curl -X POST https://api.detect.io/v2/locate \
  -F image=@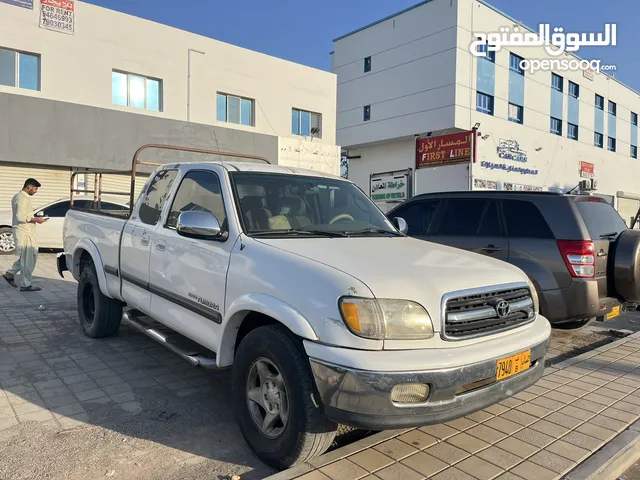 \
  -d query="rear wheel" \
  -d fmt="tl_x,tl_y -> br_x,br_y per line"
232,325 -> 337,469
77,264 -> 123,338
0,227 -> 15,255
